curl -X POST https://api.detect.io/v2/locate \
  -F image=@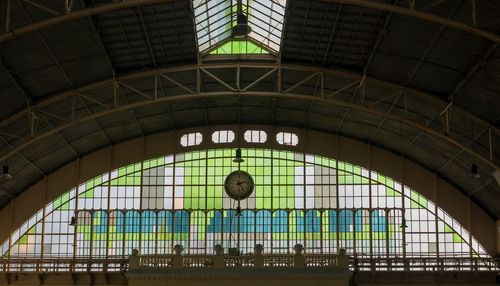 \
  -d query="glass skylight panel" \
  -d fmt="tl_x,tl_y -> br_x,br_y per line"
193,0 -> 232,52
247,0 -> 286,52
210,40 -> 270,54
193,0 -> 287,53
